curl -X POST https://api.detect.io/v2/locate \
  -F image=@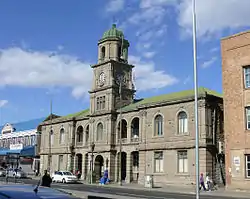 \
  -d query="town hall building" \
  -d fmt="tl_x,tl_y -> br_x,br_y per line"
39,24 -> 225,186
